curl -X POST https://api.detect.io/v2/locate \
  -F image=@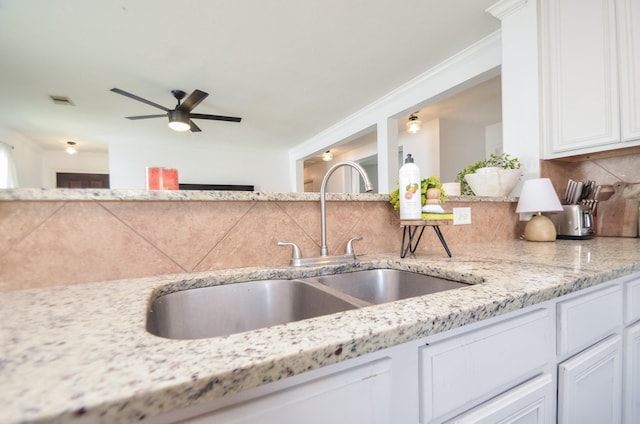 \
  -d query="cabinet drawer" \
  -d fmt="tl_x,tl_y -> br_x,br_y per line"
625,277 -> 640,325
557,285 -> 623,357
444,373 -> 554,424
420,309 -> 552,422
